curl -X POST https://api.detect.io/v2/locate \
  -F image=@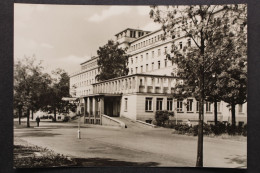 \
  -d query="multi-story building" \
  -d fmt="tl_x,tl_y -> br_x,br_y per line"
69,56 -> 99,114
69,7 -> 247,126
